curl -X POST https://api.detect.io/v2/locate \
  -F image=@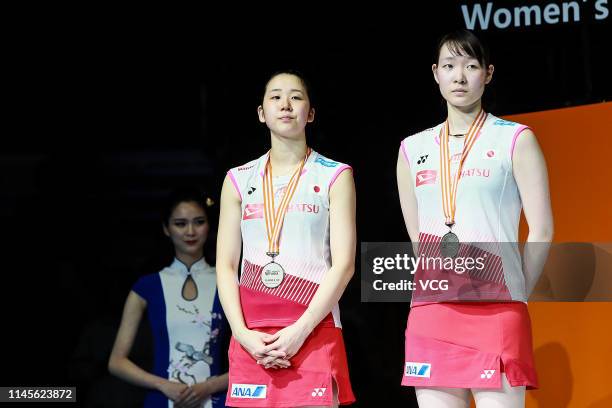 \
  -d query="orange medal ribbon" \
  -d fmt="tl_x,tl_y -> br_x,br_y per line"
262,147 -> 312,258
439,109 -> 487,228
